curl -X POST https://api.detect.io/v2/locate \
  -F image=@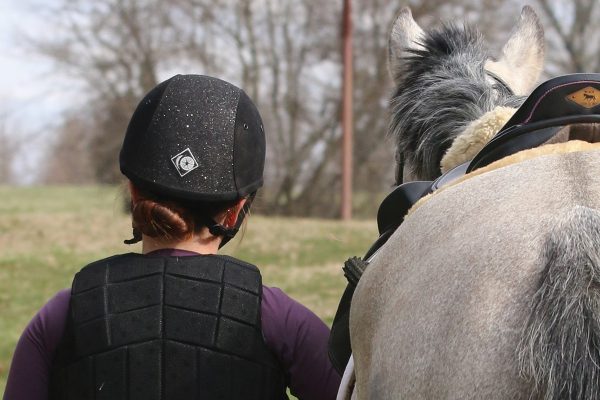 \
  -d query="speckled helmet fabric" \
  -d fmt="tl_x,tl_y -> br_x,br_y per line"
120,75 -> 265,202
